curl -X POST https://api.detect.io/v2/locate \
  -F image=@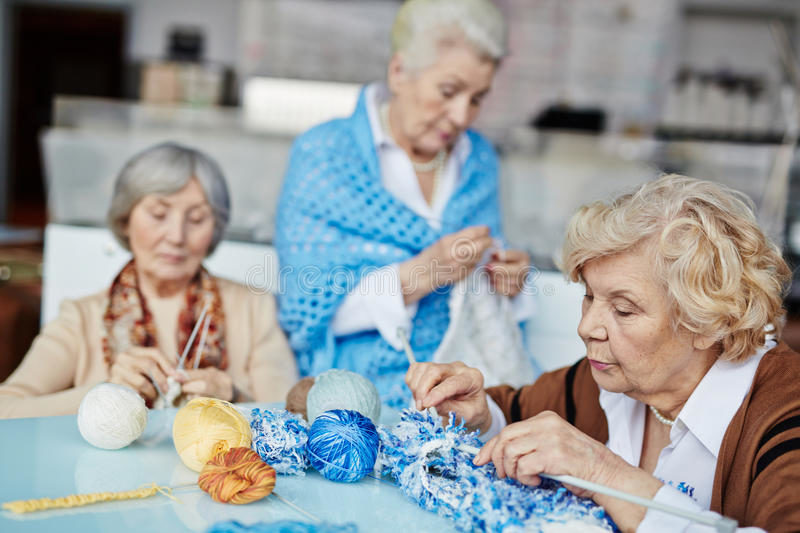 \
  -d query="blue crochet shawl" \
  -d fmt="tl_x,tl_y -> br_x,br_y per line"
275,87 -> 504,407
